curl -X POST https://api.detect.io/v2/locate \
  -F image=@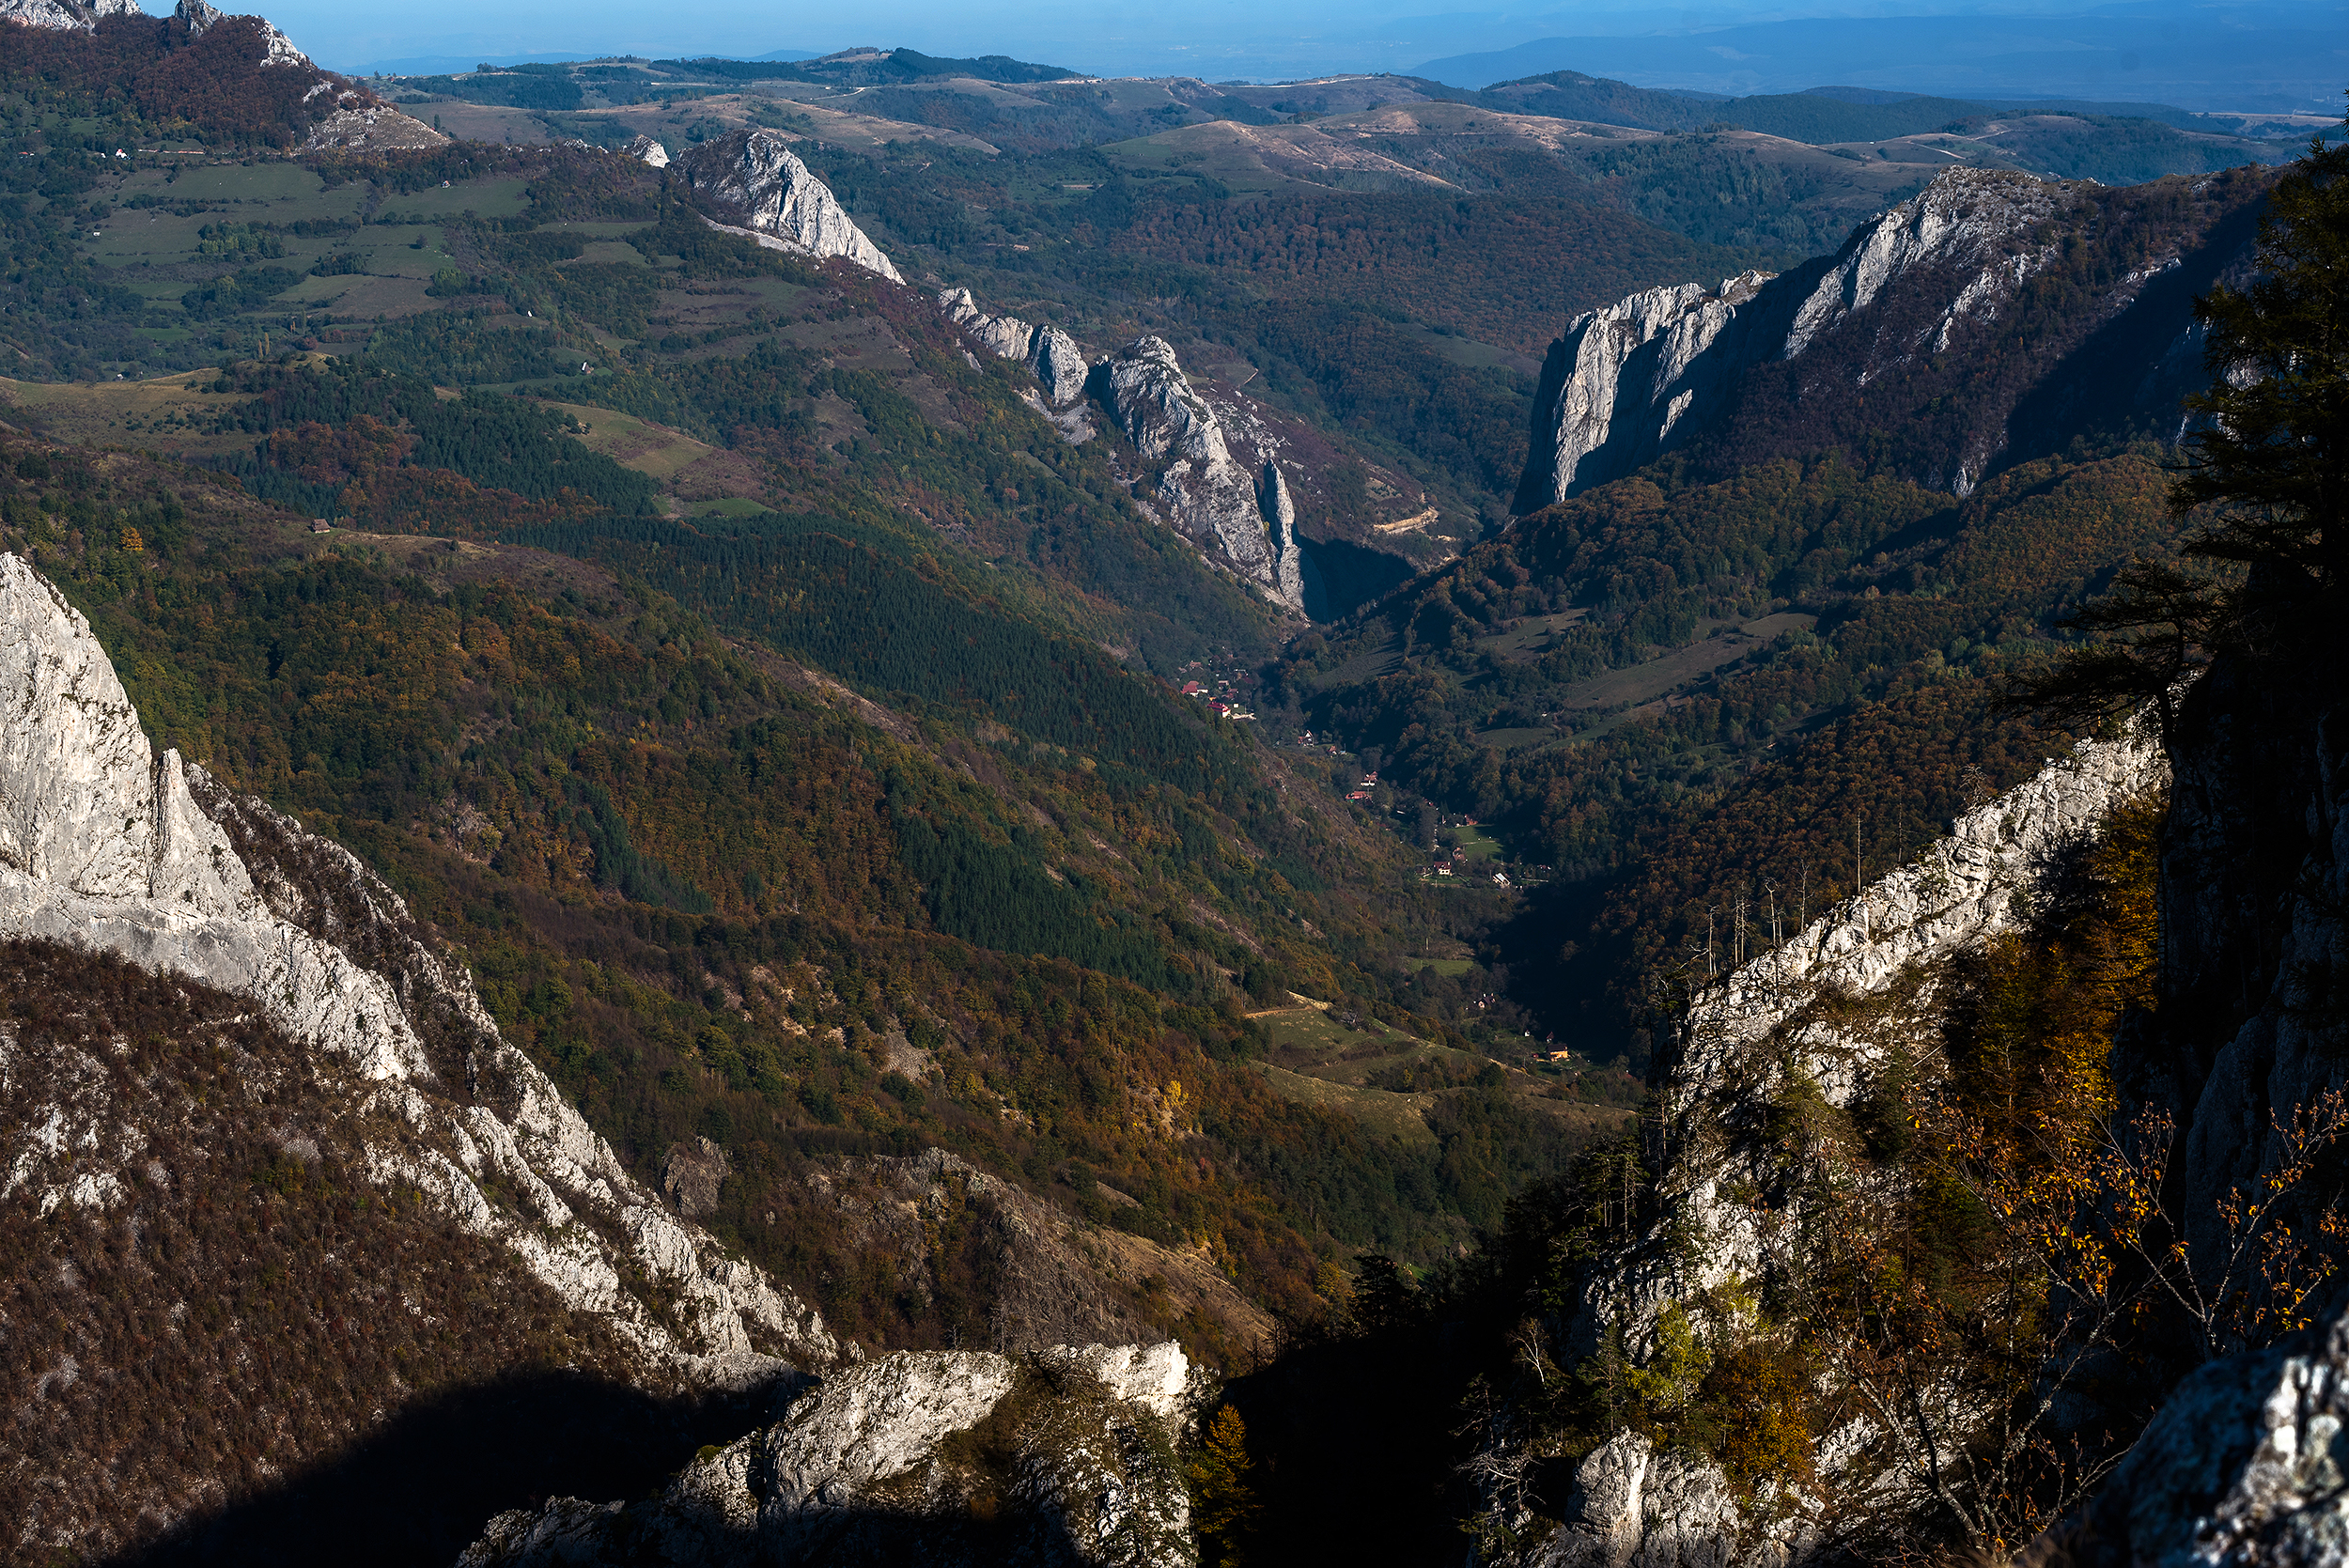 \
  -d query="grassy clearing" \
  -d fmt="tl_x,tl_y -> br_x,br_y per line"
1254,1063 -> 1436,1146
1534,612 -> 1822,722
1472,608 -> 1590,663
1451,826 -> 1504,862
531,399 -> 713,482
0,369 -> 246,451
